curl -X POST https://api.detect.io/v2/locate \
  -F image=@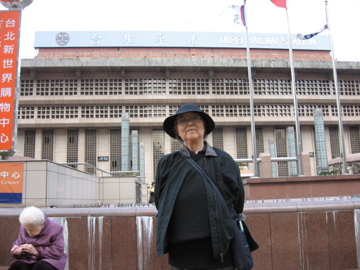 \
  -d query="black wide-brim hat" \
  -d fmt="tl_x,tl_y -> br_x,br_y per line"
163,103 -> 215,138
